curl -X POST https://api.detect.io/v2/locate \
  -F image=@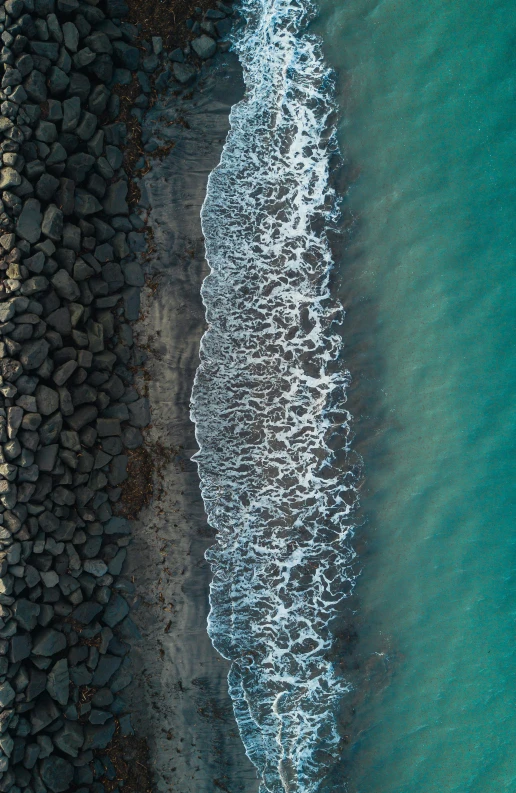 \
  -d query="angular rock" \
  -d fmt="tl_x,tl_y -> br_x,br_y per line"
0,682 -> 15,708
19,338 -> 49,370
24,69 -> 47,103
12,598 -> 40,631
173,62 -> 196,85
16,198 -> 42,243
32,628 -> 67,656
128,397 -> 150,428
9,634 -> 32,662
51,269 -> 80,301
74,188 -> 102,217
82,719 -> 116,751
40,756 -> 73,793
72,601 -> 102,624
102,180 -> 128,216
46,658 -> 69,706
53,720 -> 83,757
102,593 -> 129,628
41,204 -> 63,240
